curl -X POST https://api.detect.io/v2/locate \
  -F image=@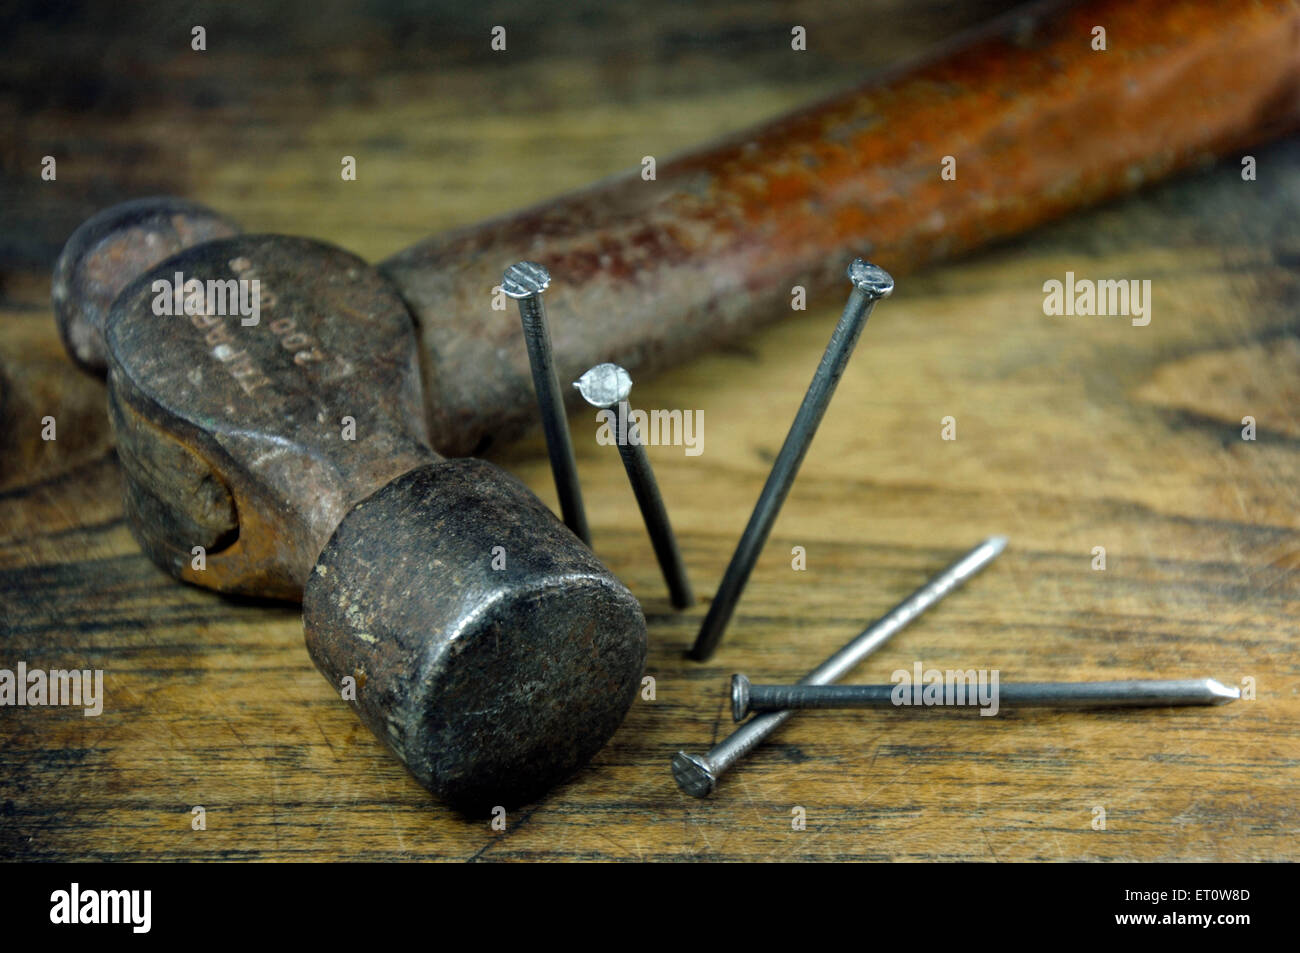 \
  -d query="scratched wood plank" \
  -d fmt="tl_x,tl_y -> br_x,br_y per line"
2,0 -> 1298,861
